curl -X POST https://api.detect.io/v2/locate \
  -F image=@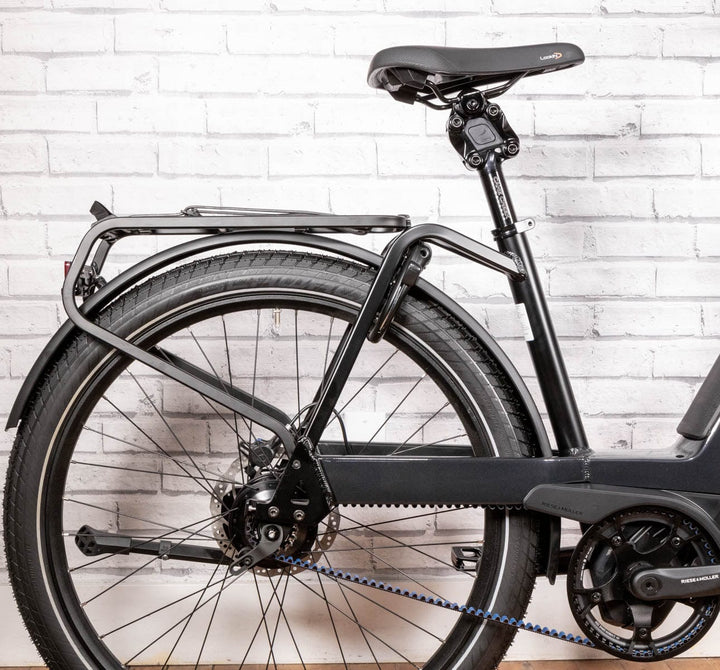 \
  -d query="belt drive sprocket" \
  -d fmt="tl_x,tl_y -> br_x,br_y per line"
211,456 -> 339,576
567,506 -> 720,661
